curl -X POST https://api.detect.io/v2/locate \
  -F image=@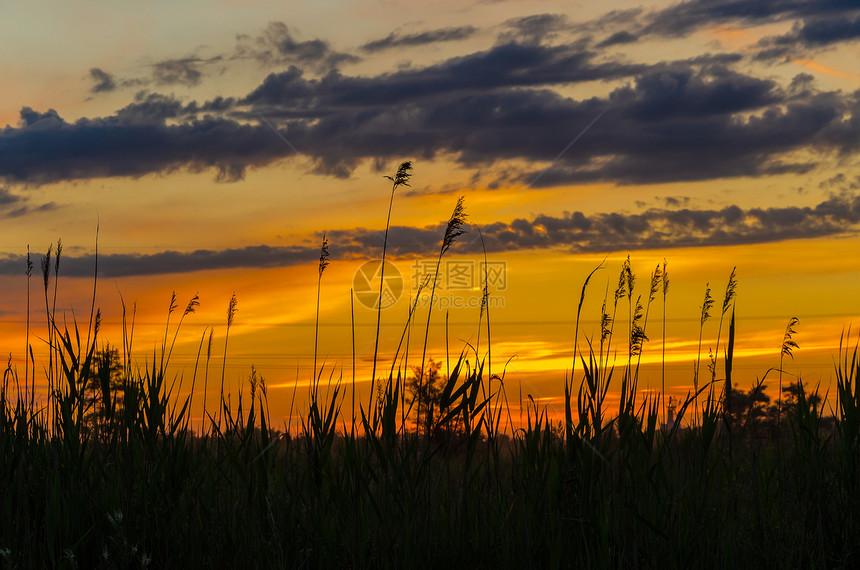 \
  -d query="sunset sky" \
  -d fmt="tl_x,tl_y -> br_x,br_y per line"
2,0 -> 859,428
